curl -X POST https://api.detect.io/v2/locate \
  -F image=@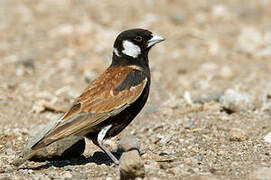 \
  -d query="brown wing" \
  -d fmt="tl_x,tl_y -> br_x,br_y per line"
31,66 -> 147,150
